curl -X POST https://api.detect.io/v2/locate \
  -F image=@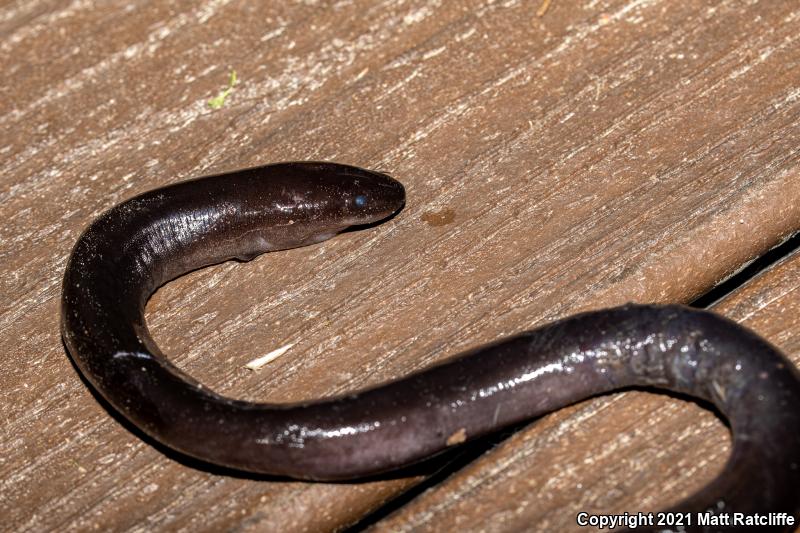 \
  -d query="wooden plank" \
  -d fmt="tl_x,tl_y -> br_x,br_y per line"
374,248 -> 800,533
1,0 -> 799,531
